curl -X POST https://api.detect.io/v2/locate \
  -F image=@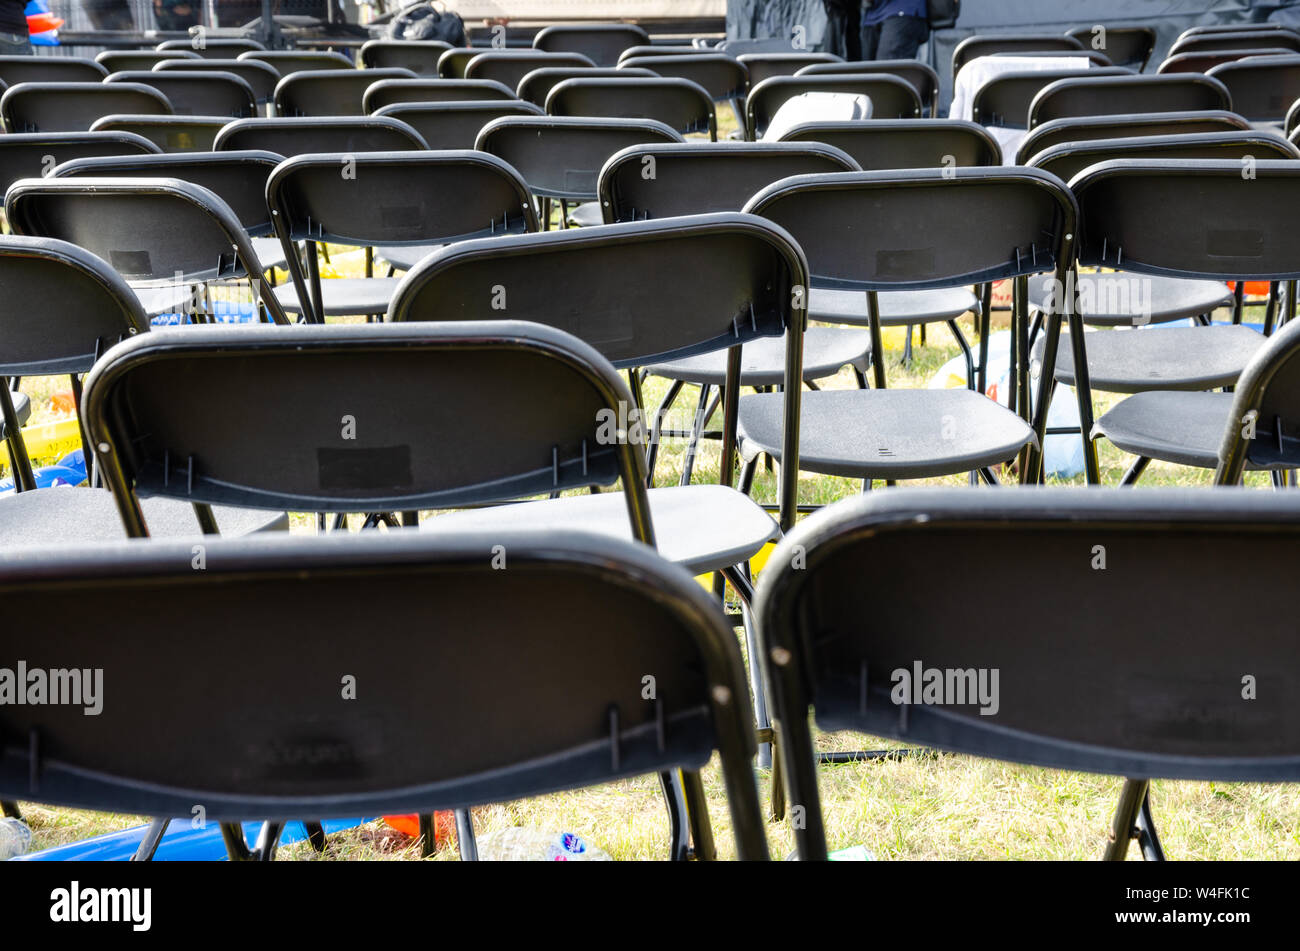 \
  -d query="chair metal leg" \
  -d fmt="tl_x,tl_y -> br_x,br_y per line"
681,769 -> 717,861
130,818 -> 169,861
645,378 -> 683,486
722,565 -> 771,769
220,822 -> 253,861
303,821 -> 327,852
1121,456 -> 1151,486
659,770 -> 691,861
0,800 -> 20,819
1135,789 -> 1166,861
455,808 -> 478,861
1103,777 -> 1149,861
679,384 -> 711,487
252,821 -> 282,861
